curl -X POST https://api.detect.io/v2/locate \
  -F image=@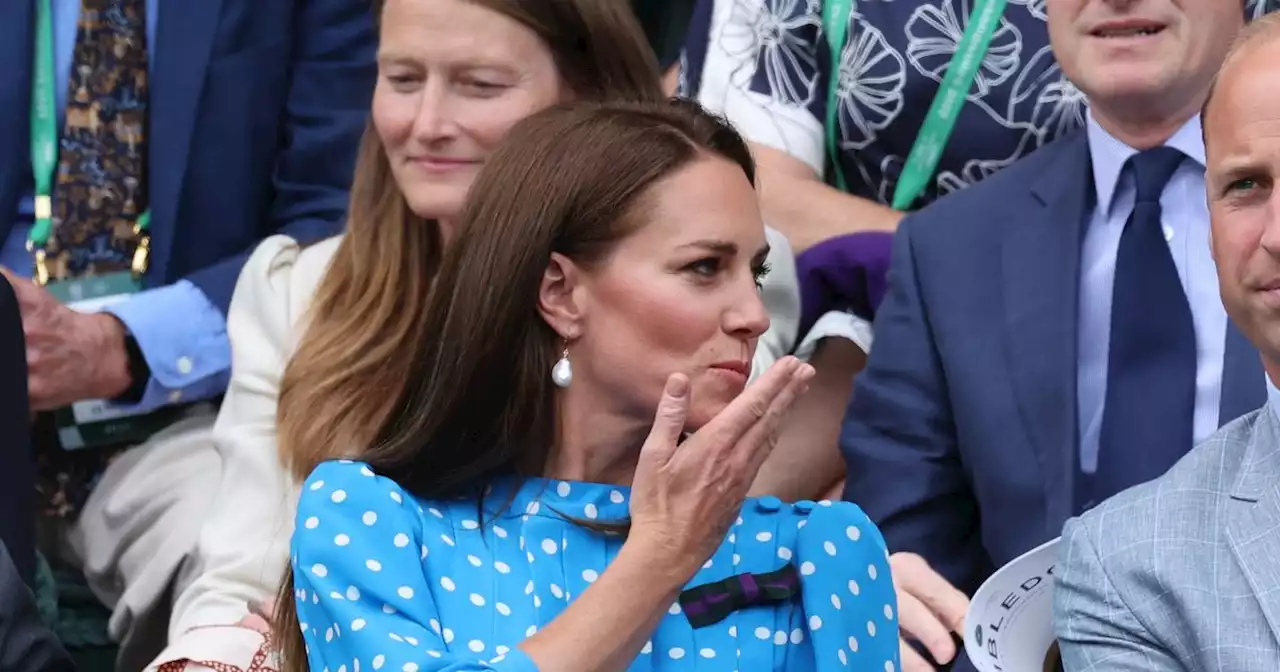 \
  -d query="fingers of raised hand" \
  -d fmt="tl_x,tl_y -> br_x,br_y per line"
641,373 -> 691,462
734,361 -> 814,473
704,356 -> 802,444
